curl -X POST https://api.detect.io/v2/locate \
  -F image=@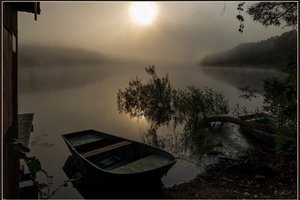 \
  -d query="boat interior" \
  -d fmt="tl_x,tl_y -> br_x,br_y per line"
64,132 -> 173,173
